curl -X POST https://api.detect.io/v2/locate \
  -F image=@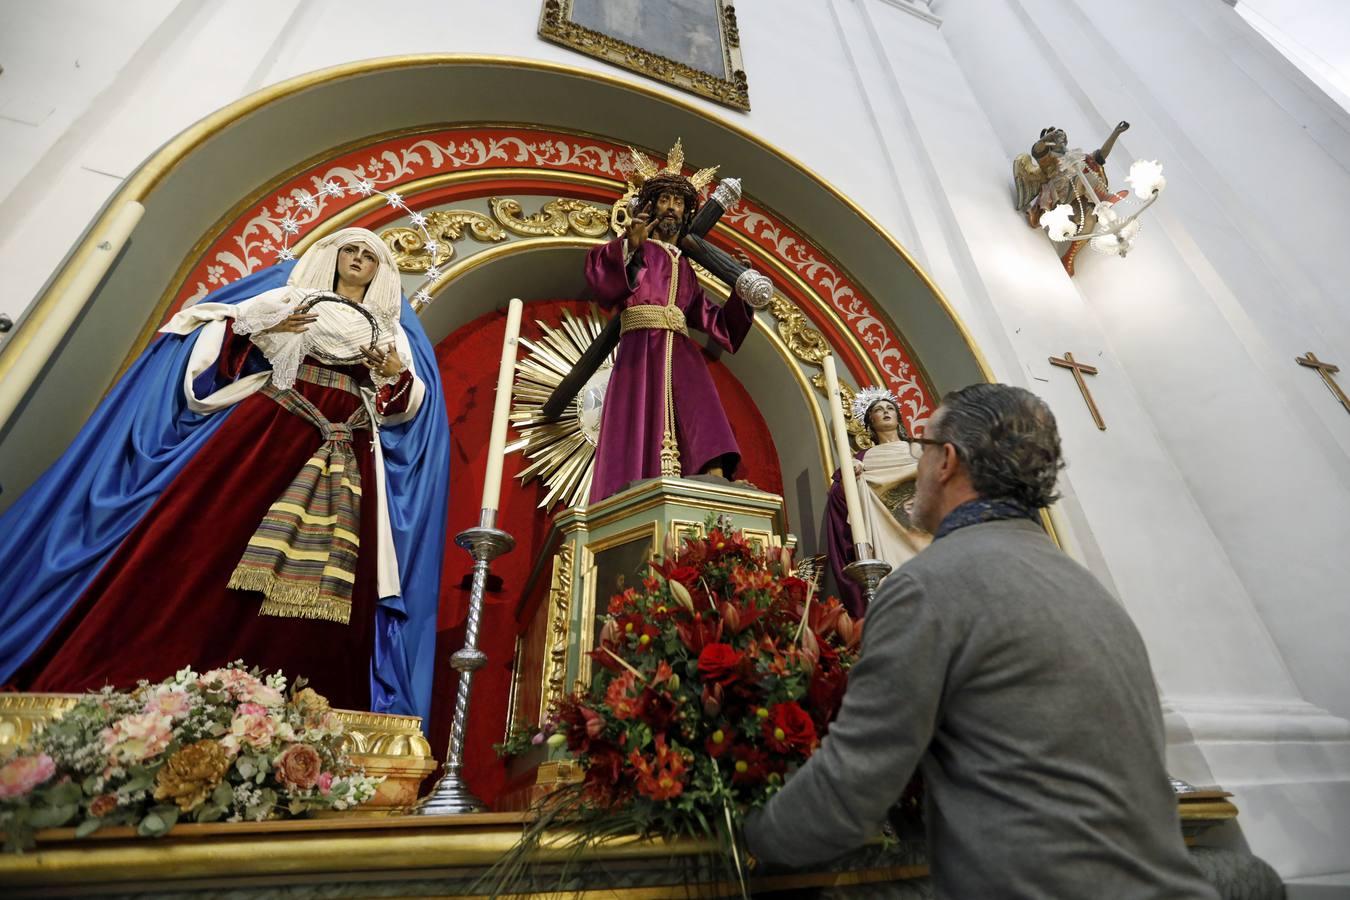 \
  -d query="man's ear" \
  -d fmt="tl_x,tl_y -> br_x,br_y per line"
936,442 -> 961,485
